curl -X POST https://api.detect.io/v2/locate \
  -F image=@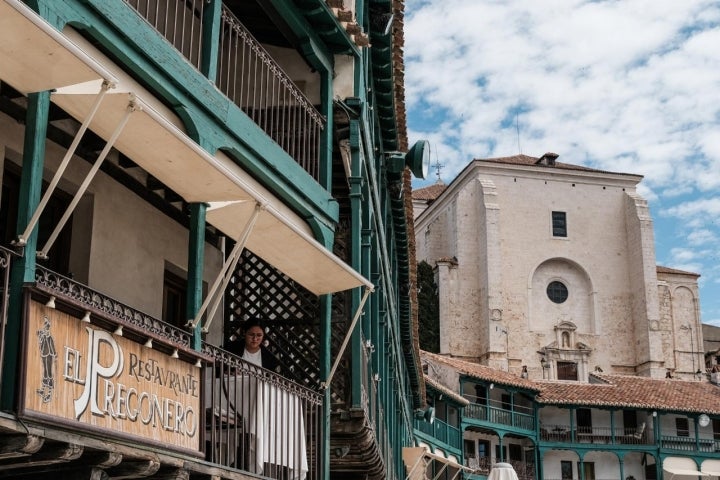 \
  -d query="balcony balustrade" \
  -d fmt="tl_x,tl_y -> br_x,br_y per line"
540,424 -> 651,445
660,435 -> 720,453
22,265 -> 321,480
464,401 -> 535,431
124,0 -> 324,182
413,416 -> 462,450
203,343 -> 322,480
